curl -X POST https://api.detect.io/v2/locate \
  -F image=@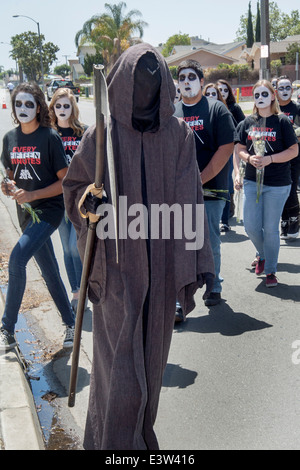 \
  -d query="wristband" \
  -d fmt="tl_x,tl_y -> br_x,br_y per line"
247,155 -> 251,163
270,155 -> 273,163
